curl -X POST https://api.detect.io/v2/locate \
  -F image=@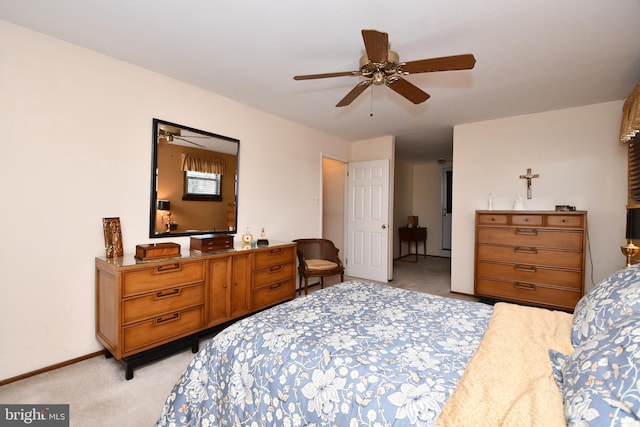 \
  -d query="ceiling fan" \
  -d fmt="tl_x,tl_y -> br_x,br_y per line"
293,29 -> 476,107
158,128 -> 207,148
